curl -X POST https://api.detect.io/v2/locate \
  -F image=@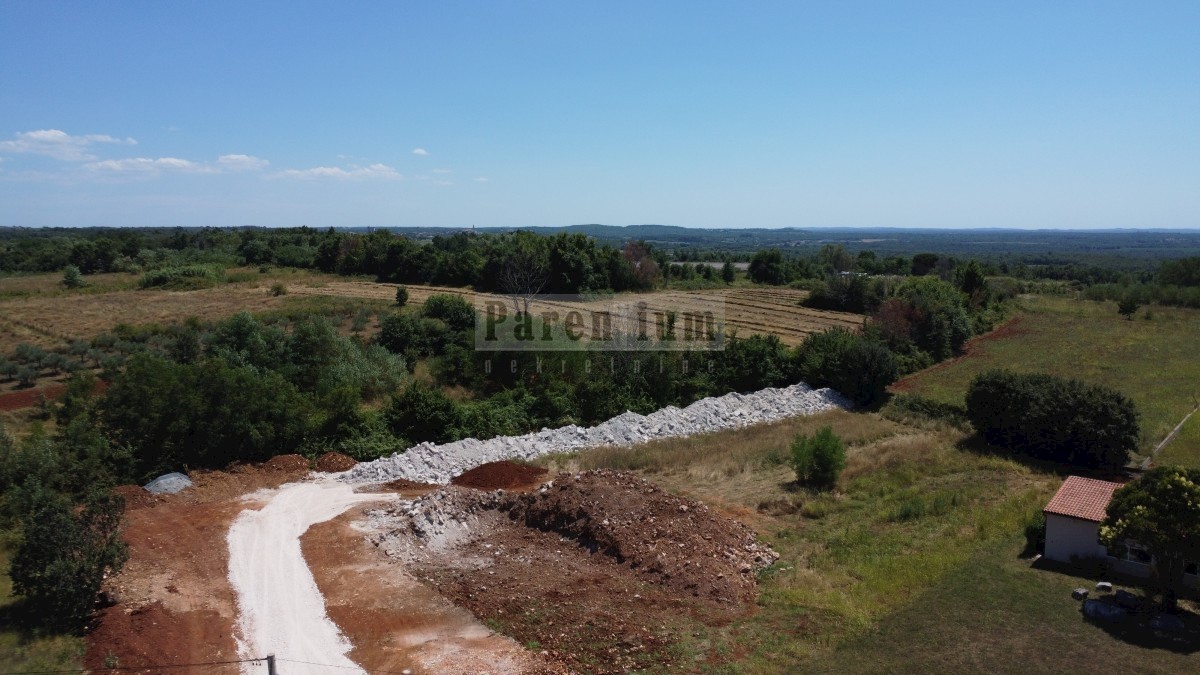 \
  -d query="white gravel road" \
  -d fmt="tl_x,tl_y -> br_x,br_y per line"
226,481 -> 397,675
